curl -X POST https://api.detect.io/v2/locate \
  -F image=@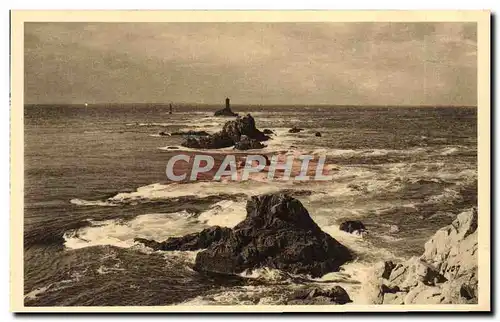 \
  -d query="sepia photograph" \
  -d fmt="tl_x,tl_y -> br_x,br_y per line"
10,10 -> 490,312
